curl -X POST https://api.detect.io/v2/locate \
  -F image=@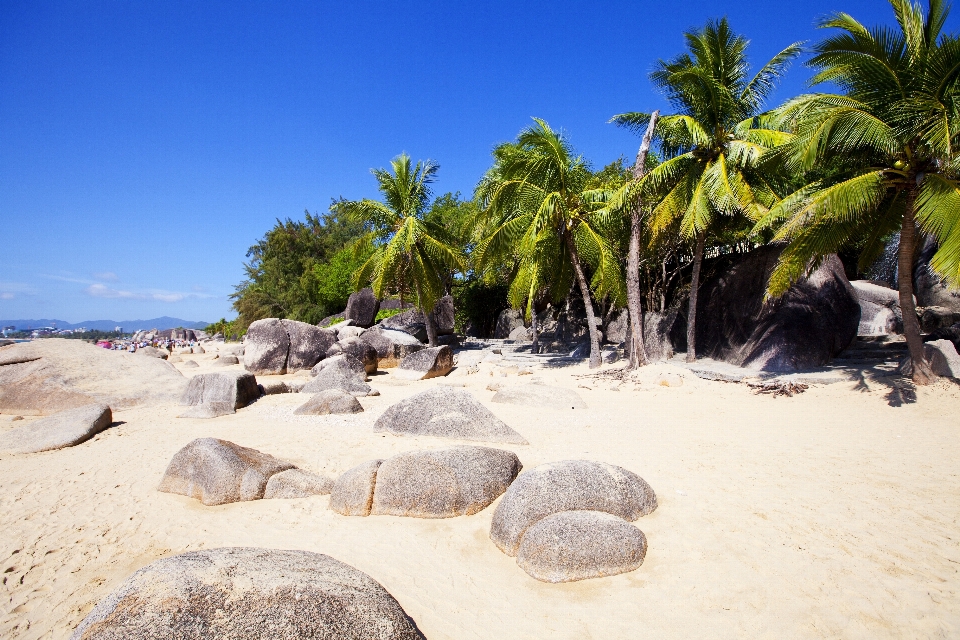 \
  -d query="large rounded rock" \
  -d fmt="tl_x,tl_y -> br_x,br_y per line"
327,338 -> 378,374
68,547 -> 425,640
490,460 -> 657,556
516,510 -> 648,583
394,346 -> 453,380
281,319 -> 336,371
374,387 -> 527,444
371,446 -> 522,518
360,326 -> 425,362
491,383 -> 586,410
330,459 -> 383,516
243,319 -> 290,375
695,246 -> 860,371
177,371 -> 260,418
294,389 -> 364,415
494,308 -> 525,339
302,354 -> 374,396
0,403 -> 112,454
345,287 -> 381,328
157,438 -> 294,506
263,468 -> 333,499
